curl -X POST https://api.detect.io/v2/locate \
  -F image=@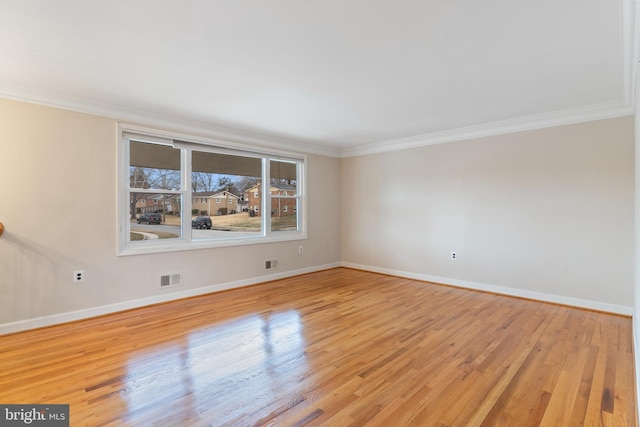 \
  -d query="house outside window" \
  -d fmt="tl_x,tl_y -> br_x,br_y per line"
118,124 -> 306,255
